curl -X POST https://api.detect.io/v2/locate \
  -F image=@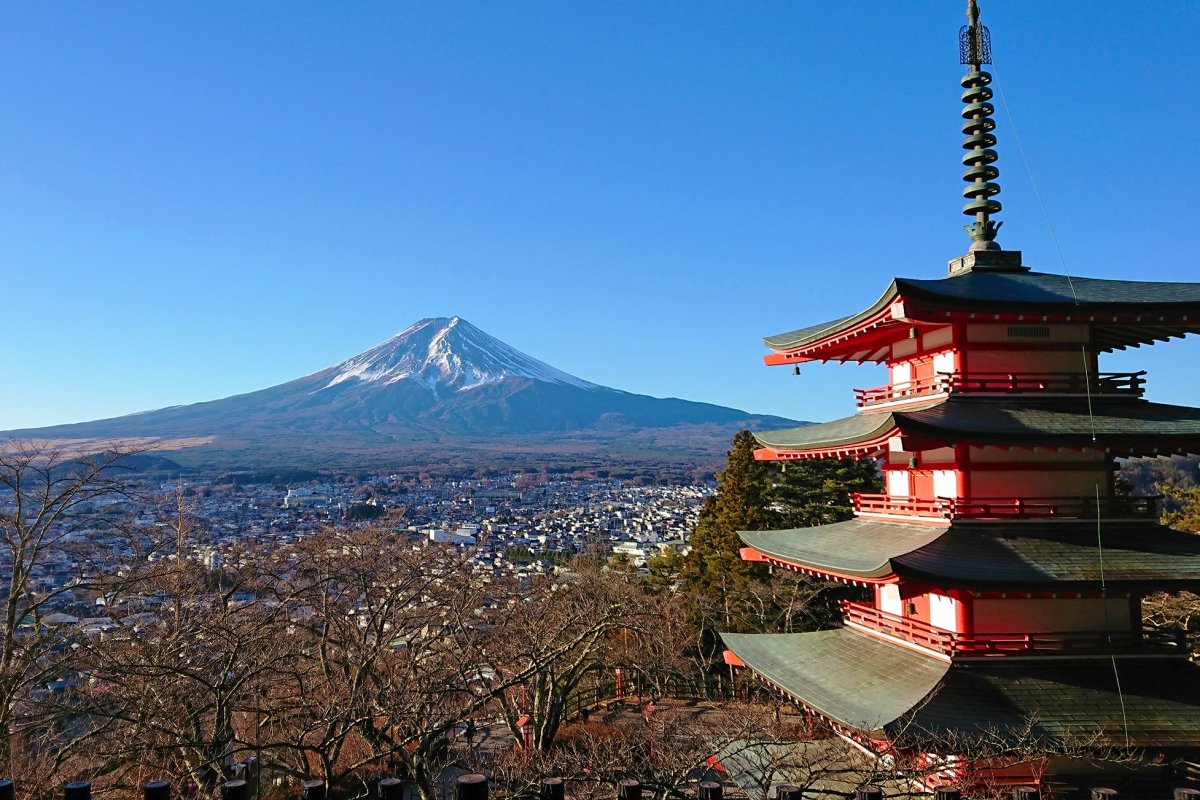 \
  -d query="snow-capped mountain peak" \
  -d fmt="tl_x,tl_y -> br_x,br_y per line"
323,317 -> 597,393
